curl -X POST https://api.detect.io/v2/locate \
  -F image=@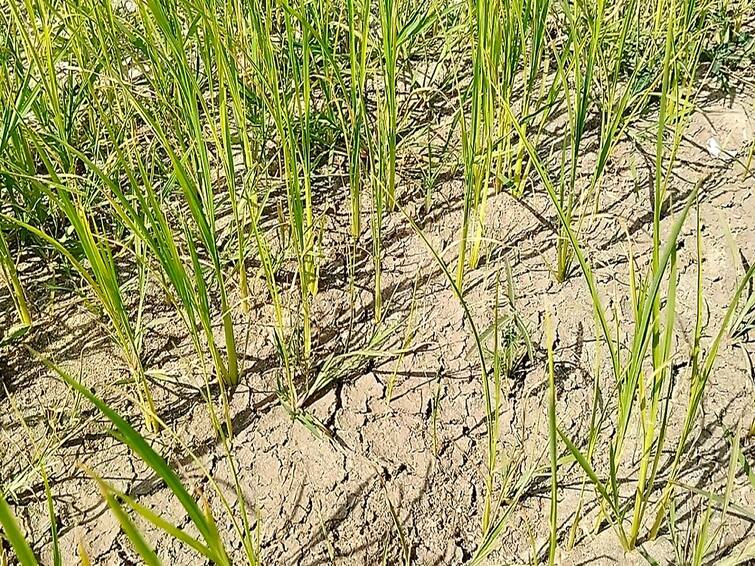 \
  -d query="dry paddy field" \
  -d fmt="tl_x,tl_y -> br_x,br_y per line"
1,0 -> 755,564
